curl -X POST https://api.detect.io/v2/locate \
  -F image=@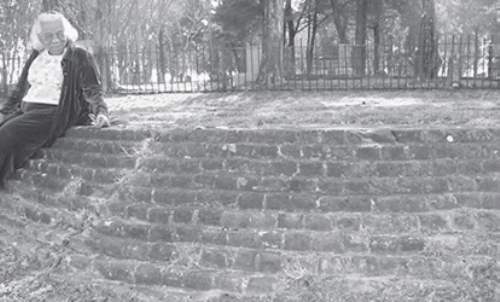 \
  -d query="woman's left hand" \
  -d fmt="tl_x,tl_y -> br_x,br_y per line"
94,114 -> 110,128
